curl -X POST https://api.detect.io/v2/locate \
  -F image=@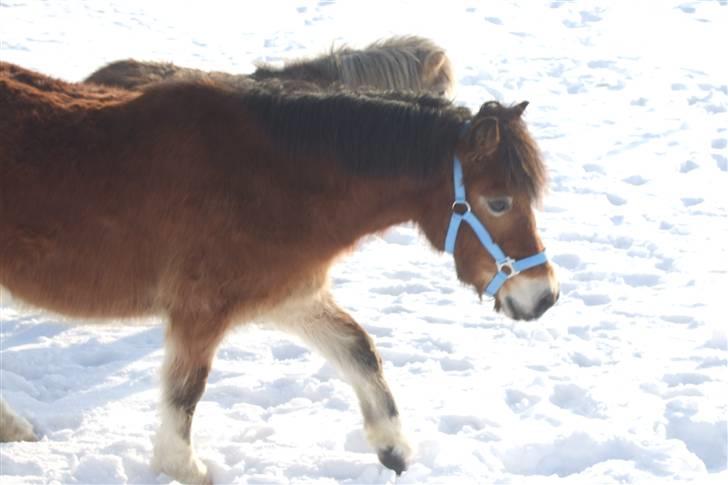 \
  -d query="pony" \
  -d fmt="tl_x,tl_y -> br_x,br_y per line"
84,36 -> 454,95
0,62 -> 558,484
